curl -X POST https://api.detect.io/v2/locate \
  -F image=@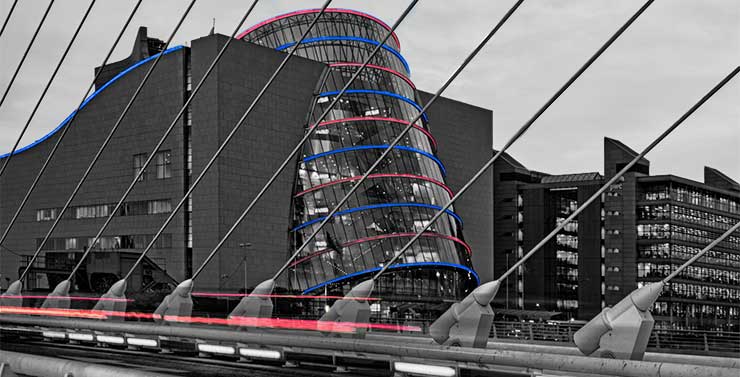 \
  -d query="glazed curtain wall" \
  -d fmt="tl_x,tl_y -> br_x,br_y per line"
242,10 -> 477,299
